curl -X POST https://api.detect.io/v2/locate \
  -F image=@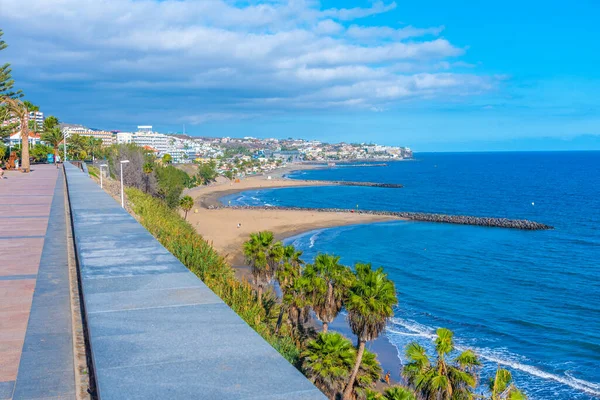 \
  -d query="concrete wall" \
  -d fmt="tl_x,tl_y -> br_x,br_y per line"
63,163 -> 324,400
